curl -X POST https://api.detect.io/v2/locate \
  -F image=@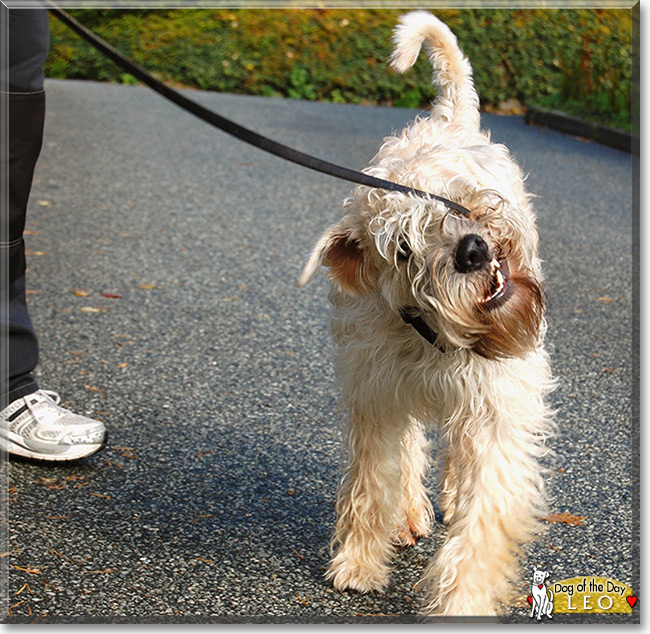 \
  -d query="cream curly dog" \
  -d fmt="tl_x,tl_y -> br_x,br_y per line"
299,11 -> 555,617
